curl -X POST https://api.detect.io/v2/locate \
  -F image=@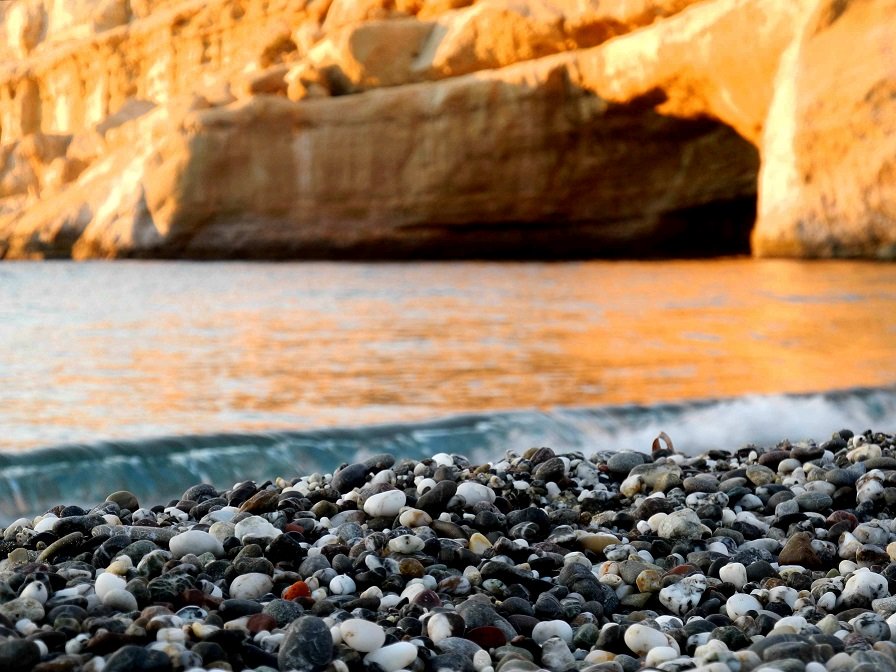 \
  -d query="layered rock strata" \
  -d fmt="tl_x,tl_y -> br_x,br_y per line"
0,0 -> 891,259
